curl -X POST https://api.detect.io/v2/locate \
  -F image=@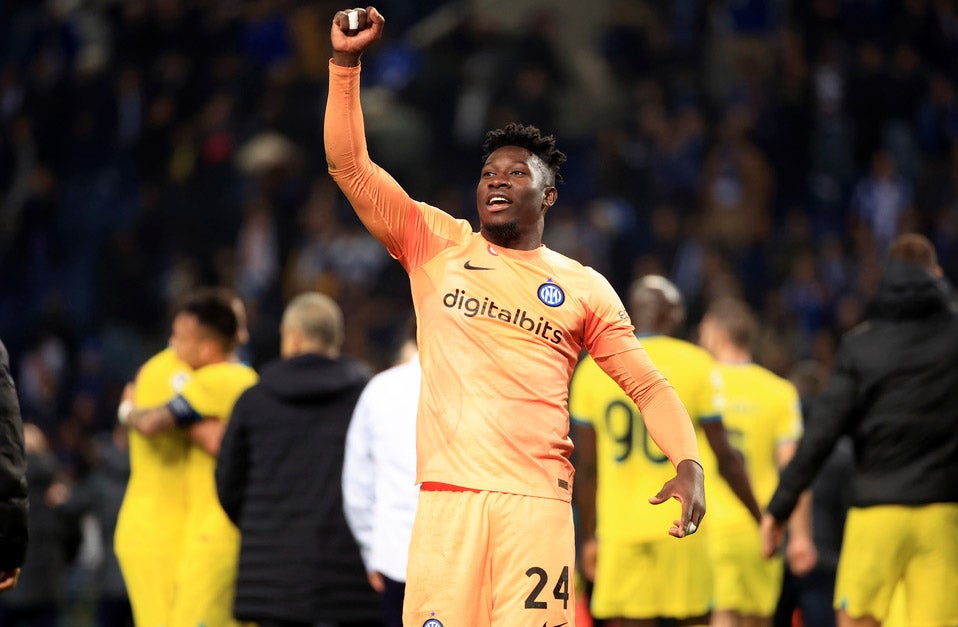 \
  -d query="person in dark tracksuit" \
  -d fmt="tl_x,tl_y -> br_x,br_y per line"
762,233 -> 958,627
216,292 -> 381,627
